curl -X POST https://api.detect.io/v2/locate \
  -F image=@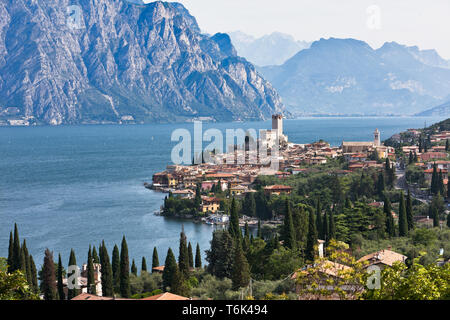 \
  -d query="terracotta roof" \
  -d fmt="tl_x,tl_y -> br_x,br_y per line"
152,265 -> 165,272
141,292 -> 189,300
72,293 -> 113,300
292,260 -> 352,280
264,185 -> 293,190
358,249 -> 407,267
